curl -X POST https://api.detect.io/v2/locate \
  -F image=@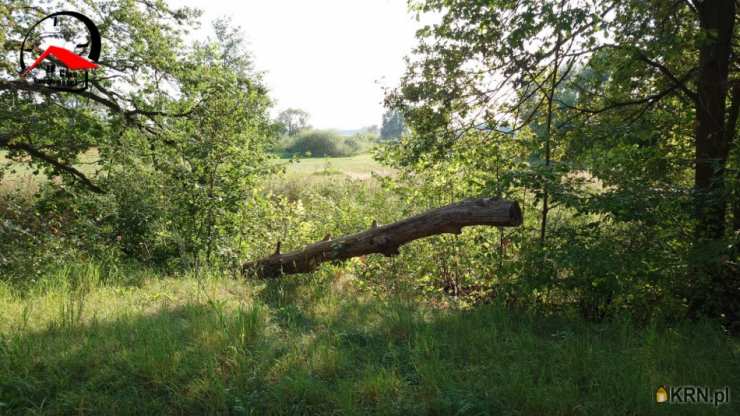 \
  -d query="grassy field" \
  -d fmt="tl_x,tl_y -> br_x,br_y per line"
0,265 -> 737,415
1,153 -> 738,415
0,152 -> 43,195
265,154 -> 395,200
0,150 -> 100,195
1,153 -> 389,195
276,154 -> 394,180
